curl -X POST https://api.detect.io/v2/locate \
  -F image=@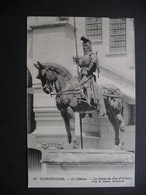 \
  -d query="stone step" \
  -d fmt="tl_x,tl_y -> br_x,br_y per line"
41,149 -> 135,172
